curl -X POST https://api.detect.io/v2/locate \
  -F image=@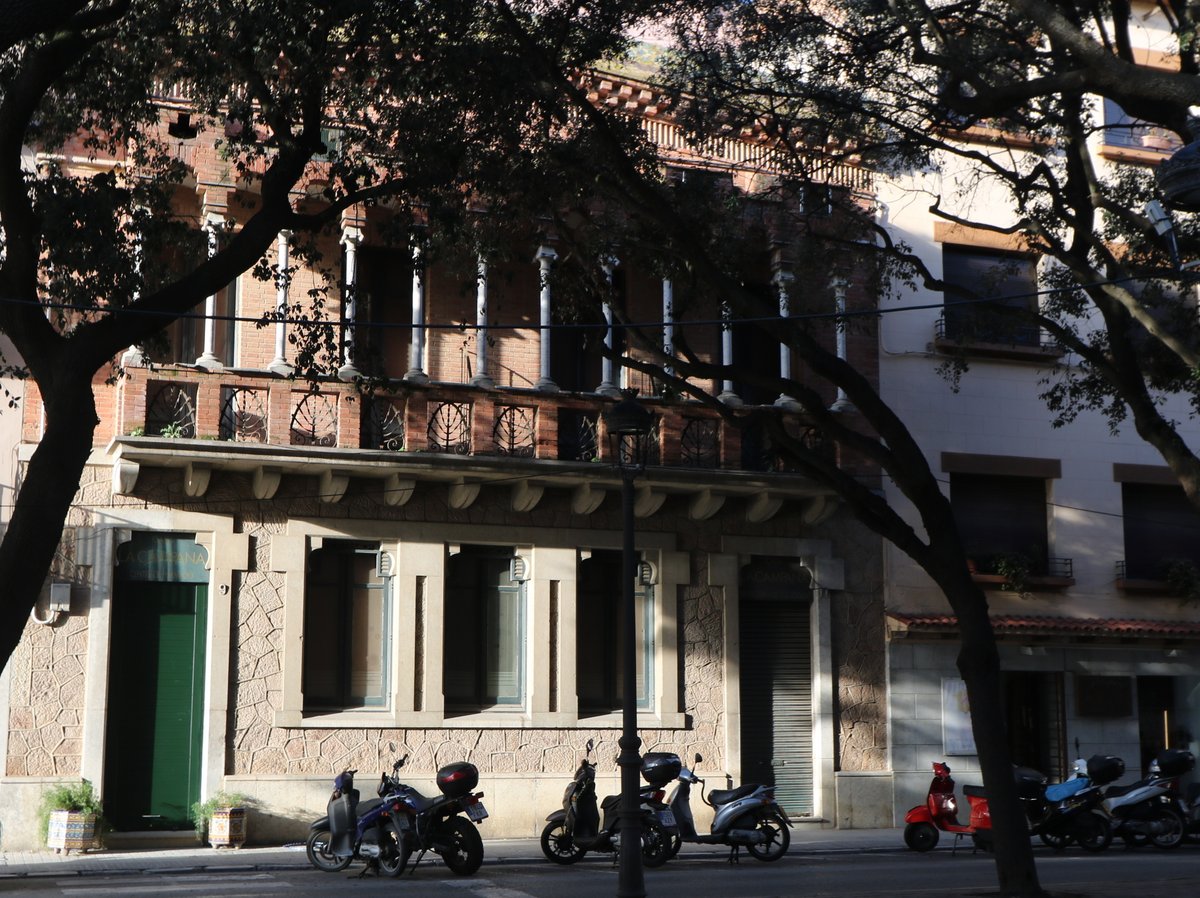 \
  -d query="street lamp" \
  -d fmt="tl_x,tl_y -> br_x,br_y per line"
603,391 -> 653,898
